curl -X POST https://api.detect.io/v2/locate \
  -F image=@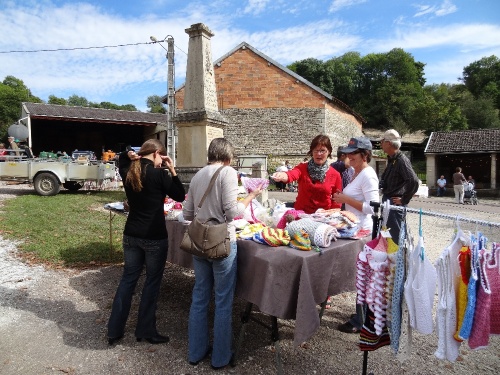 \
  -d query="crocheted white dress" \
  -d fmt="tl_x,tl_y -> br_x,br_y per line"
434,230 -> 466,362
